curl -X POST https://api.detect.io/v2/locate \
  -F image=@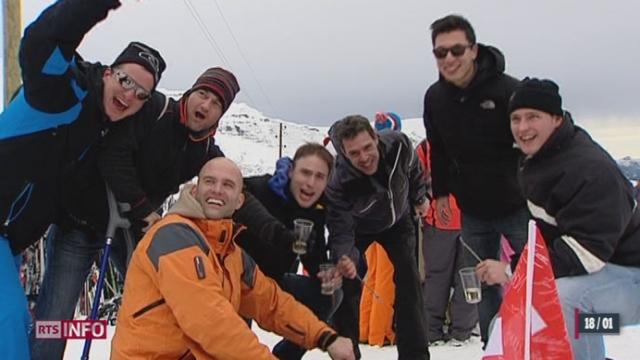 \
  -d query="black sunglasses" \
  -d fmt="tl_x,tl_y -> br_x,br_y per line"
113,70 -> 151,101
432,44 -> 473,59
